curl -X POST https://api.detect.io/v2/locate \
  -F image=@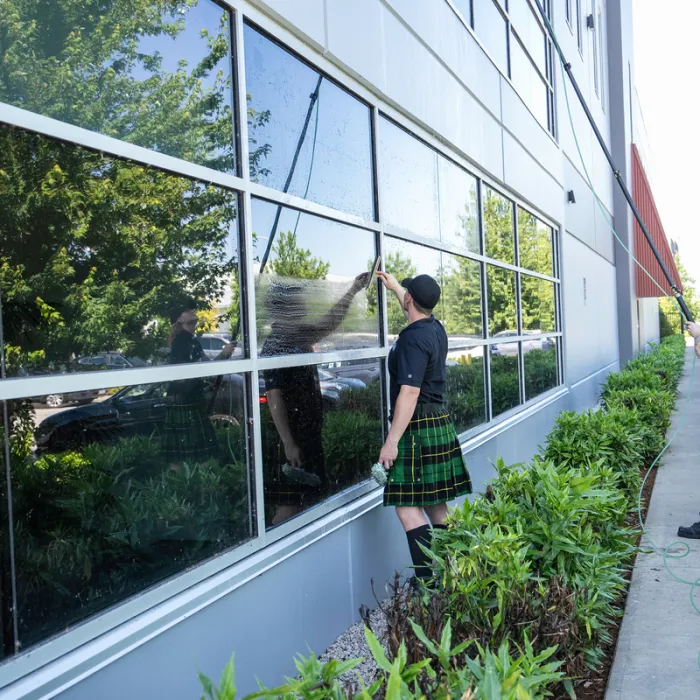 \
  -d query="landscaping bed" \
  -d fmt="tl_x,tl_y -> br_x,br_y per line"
200,335 -> 687,700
